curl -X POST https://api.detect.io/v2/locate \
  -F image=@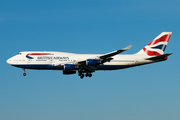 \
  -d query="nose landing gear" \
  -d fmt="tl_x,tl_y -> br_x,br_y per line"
22,68 -> 26,76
